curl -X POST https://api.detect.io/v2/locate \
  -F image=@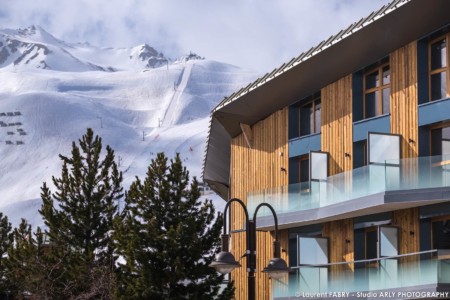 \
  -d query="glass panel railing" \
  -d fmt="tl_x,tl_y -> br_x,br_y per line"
248,155 -> 450,217
247,181 -> 319,216
320,163 -> 386,207
273,250 -> 450,299
385,154 -> 450,191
